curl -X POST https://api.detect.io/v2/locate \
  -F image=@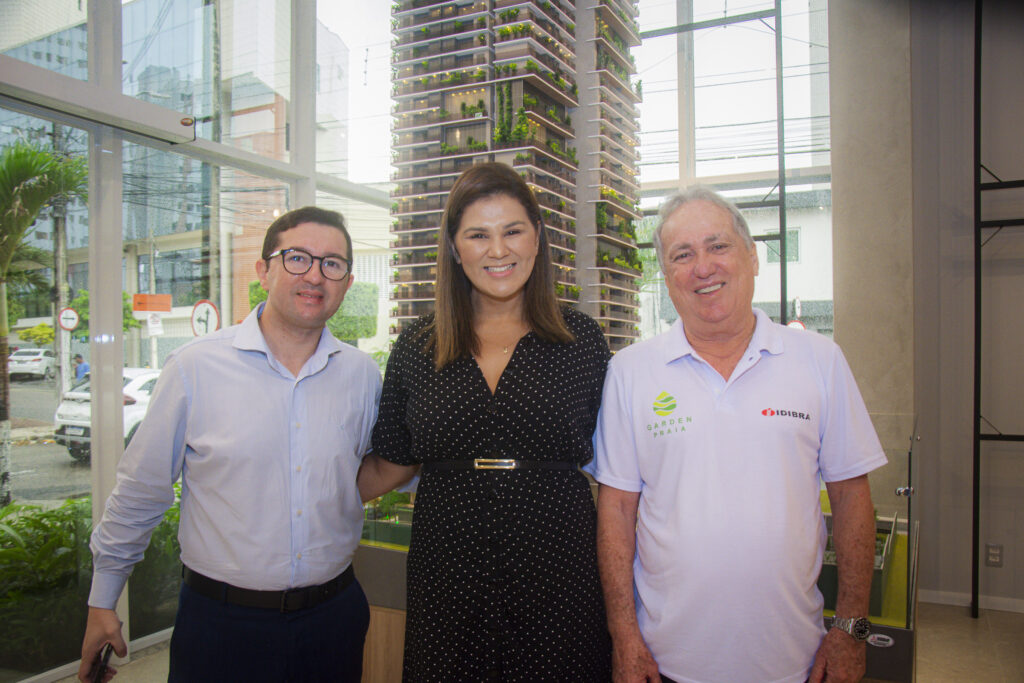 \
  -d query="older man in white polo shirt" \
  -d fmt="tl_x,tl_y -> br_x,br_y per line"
588,187 -> 886,683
